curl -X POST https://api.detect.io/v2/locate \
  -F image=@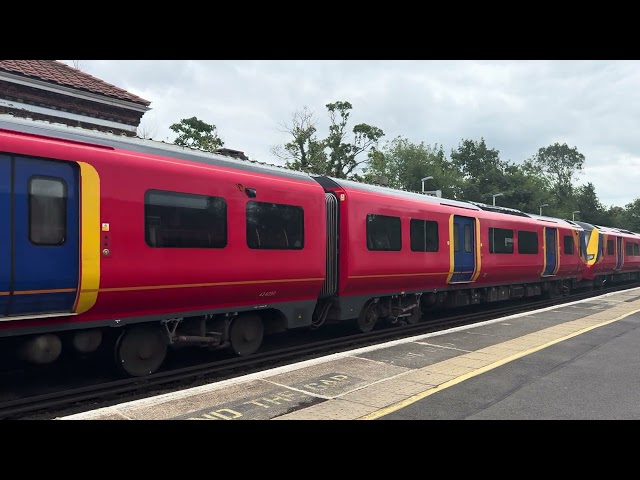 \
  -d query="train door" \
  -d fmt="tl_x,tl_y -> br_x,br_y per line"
0,157 -> 10,315
2,156 -> 80,317
543,227 -> 558,276
615,236 -> 623,270
450,215 -> 476,283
